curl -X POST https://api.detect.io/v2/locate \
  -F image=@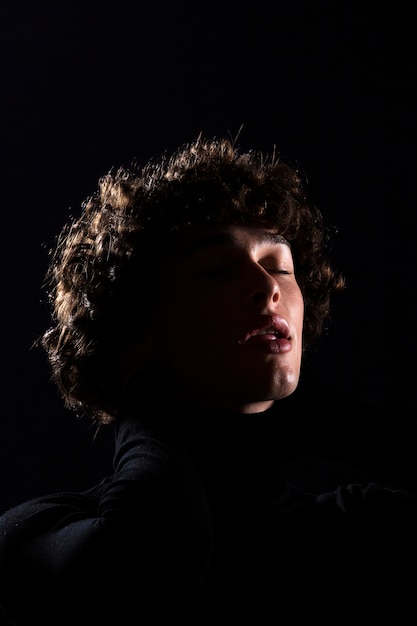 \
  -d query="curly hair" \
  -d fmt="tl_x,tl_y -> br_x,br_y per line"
40,135 -> 345,424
